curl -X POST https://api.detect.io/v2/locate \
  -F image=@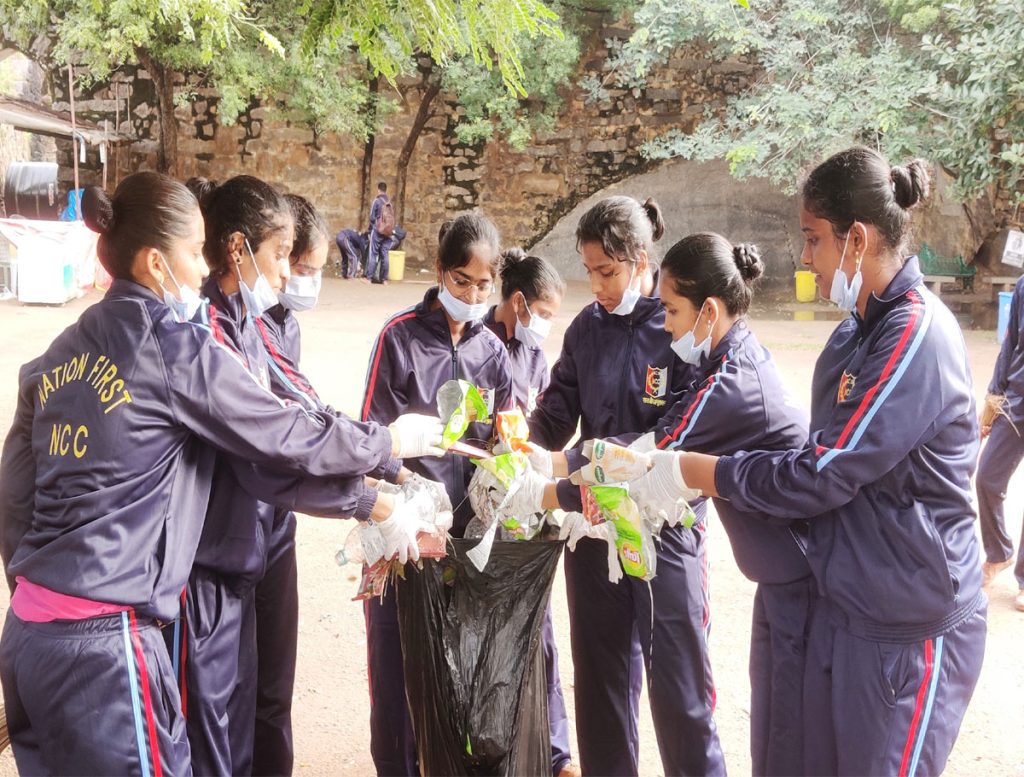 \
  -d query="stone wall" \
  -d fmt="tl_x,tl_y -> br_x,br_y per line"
45,16 -> 760,275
